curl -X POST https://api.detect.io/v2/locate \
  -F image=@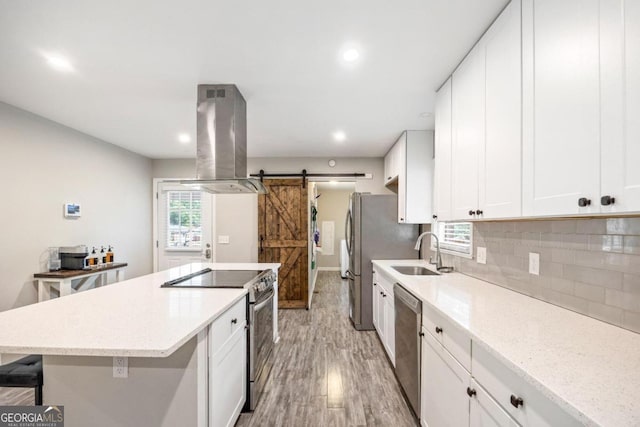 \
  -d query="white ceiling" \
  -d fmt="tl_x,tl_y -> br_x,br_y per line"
0,0 -> 508,159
